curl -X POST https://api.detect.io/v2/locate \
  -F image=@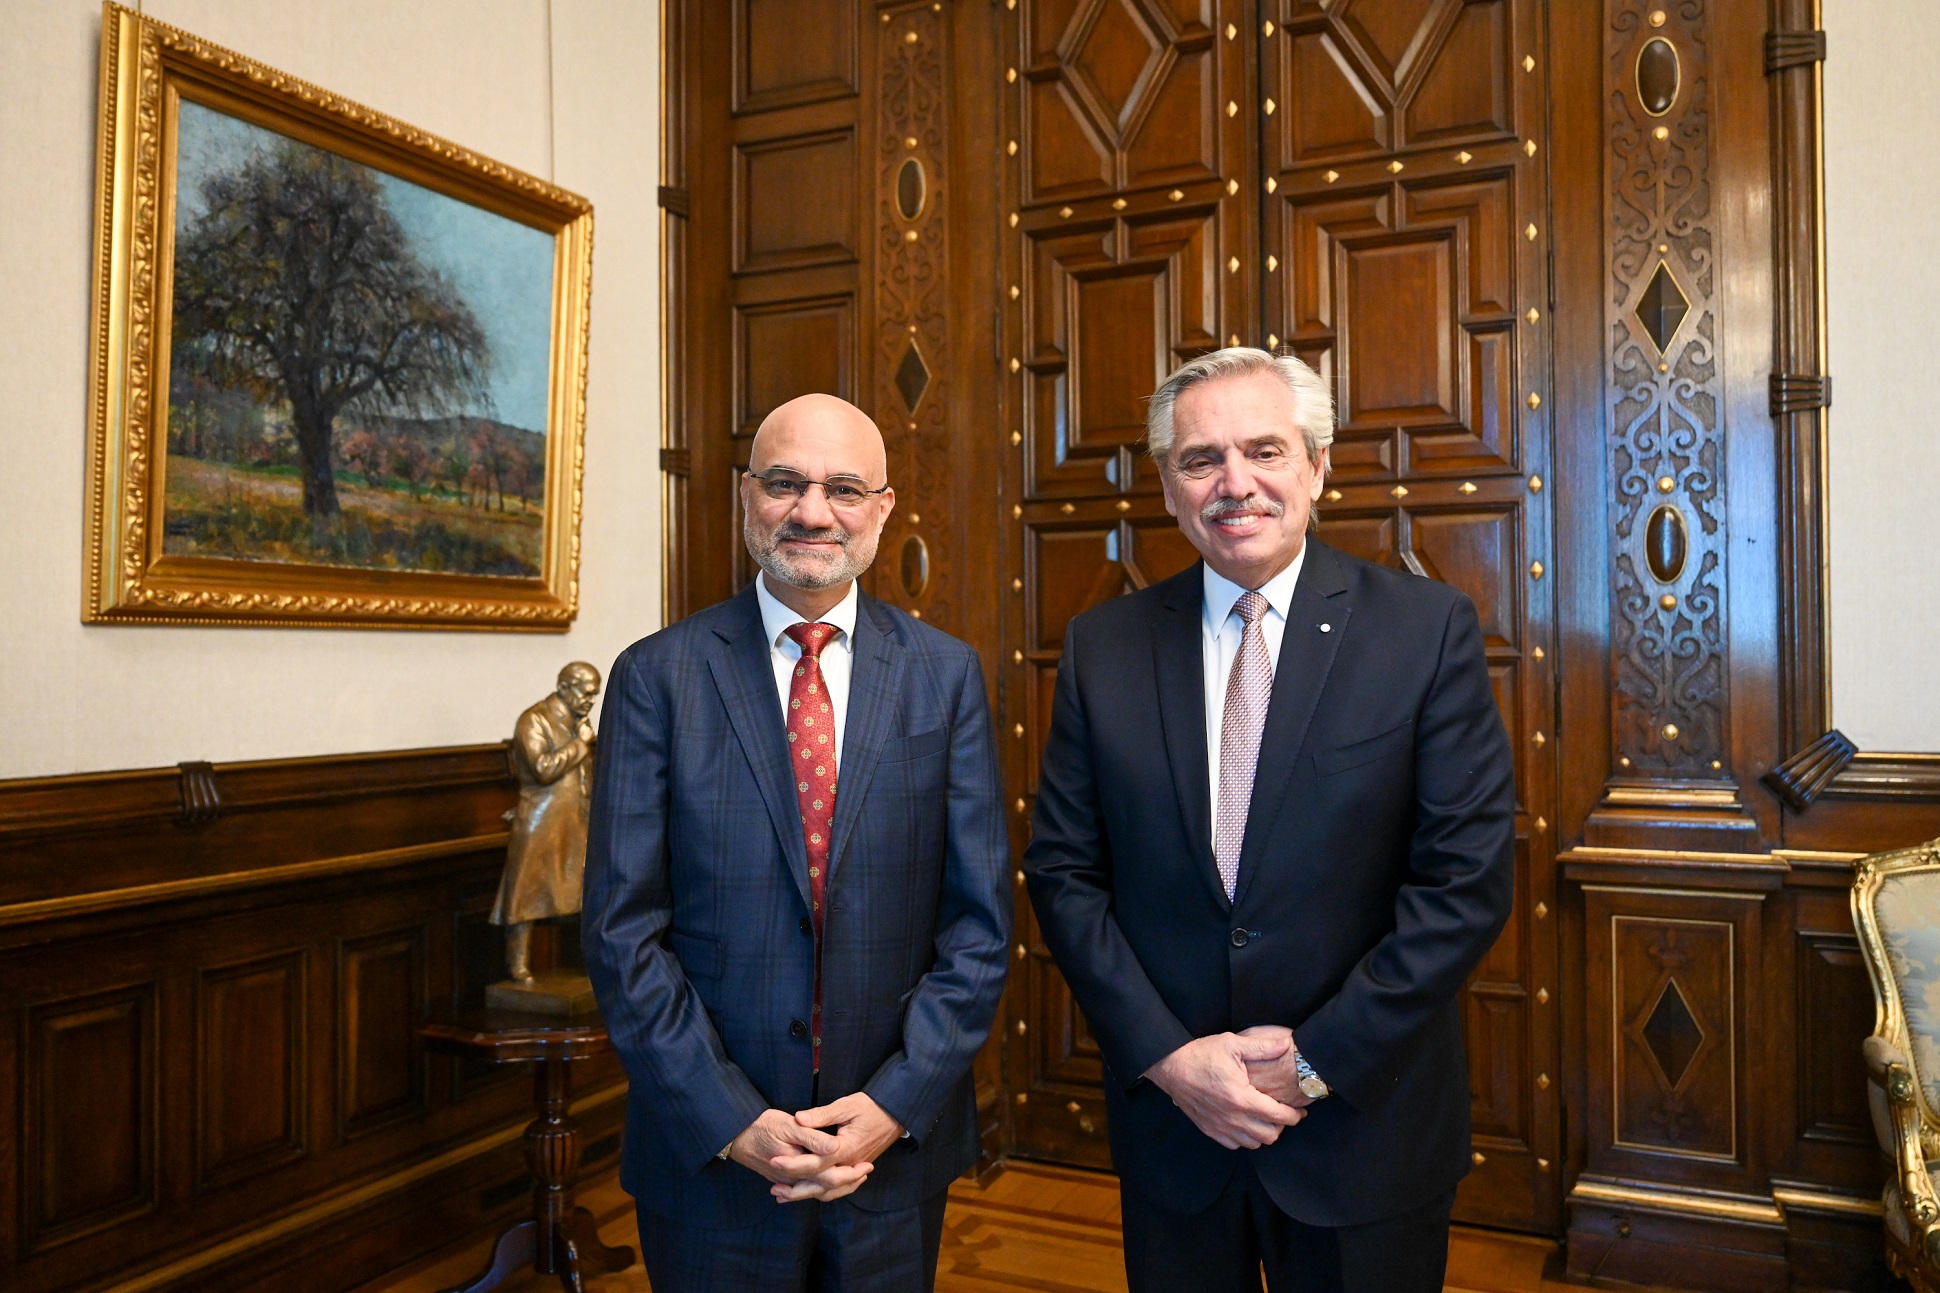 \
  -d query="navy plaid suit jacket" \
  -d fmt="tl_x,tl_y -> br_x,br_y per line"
582,584 -> 1010,1229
